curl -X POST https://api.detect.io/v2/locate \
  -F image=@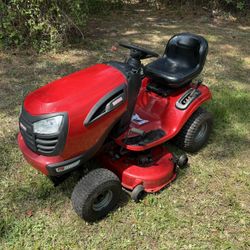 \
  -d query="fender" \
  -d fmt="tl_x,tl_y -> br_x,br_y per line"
163,84 -> 212,139
114,83 -> 212,151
